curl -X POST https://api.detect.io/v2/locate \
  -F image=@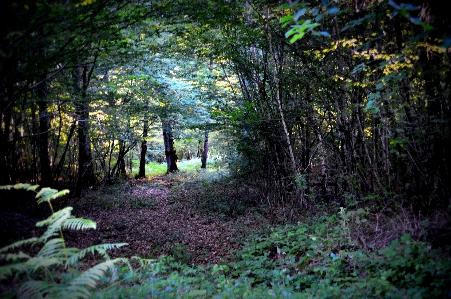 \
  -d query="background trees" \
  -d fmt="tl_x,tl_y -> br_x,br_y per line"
1,0 -> 449,210
0,0 -> 158,189
202,0 -> 451,210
